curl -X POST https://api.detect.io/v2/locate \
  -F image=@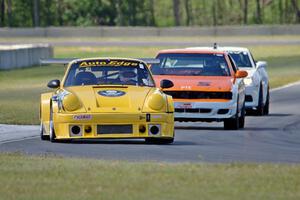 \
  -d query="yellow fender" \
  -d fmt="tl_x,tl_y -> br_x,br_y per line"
166,95 -> 174,113
40,92 -> 52,135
